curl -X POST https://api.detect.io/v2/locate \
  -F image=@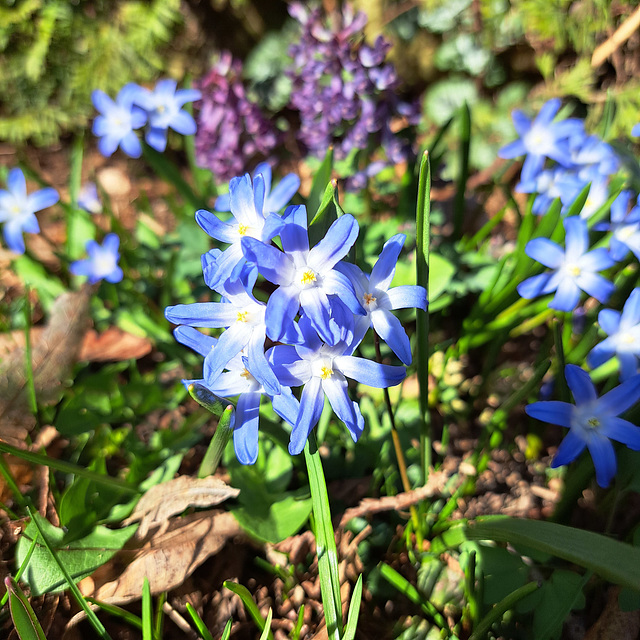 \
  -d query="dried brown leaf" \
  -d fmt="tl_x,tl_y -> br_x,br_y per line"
585,587 -> 640,640
122,476 -> 240,538
0,287 -> 91,447
85,510 -> 242,605
78,328 -> 153,362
